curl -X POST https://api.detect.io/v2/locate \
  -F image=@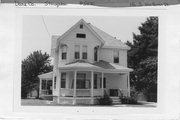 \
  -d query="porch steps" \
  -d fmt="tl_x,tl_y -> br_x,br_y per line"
110,97 -> 121,105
